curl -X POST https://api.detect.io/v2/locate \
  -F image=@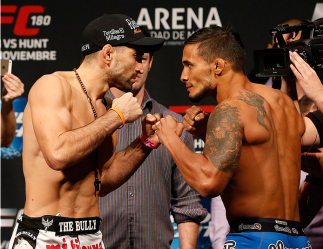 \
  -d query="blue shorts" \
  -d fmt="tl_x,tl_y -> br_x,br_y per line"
224,218 -> 311,249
